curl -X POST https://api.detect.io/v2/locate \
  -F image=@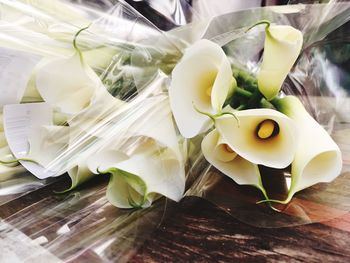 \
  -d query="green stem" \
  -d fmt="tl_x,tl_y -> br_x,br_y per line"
192,103 -> 216,123
247,90 -> 263,109
260,98 -> 276,109
73,24 -> 91,63
193,103 -> 239,126
245,20 -> 275,41
245,20 -> 271,33
234,87 -> 253,98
